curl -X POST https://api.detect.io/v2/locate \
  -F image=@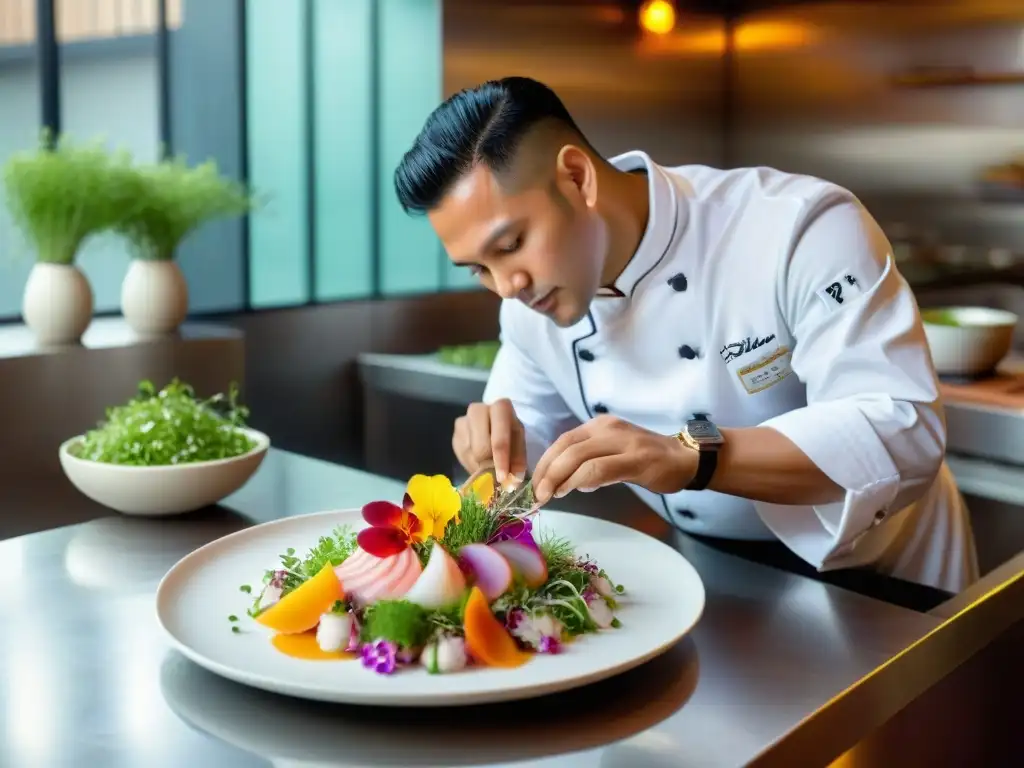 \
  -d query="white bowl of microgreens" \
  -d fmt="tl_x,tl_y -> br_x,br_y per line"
59,379 -> 270,516
921,306 -> 1019,378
